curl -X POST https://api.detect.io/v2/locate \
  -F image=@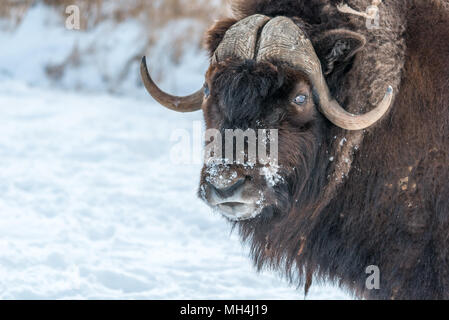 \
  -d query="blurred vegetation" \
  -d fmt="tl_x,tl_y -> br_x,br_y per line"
0,0 -> 33,26
0,0 -> 230,91
1,0 -> 229,29
1,0 -> 230,57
